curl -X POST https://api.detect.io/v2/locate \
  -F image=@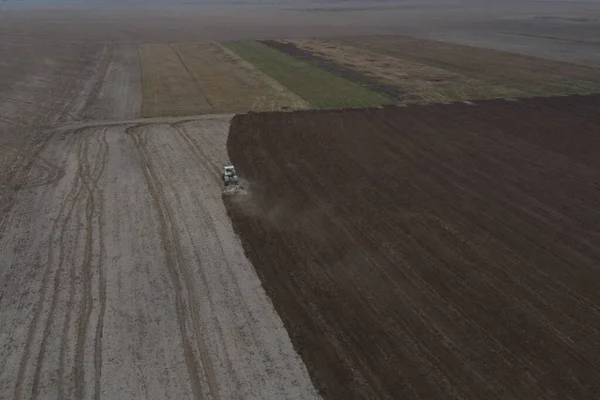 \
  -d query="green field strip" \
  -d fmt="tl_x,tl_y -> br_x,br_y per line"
222,41 -> 395,109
